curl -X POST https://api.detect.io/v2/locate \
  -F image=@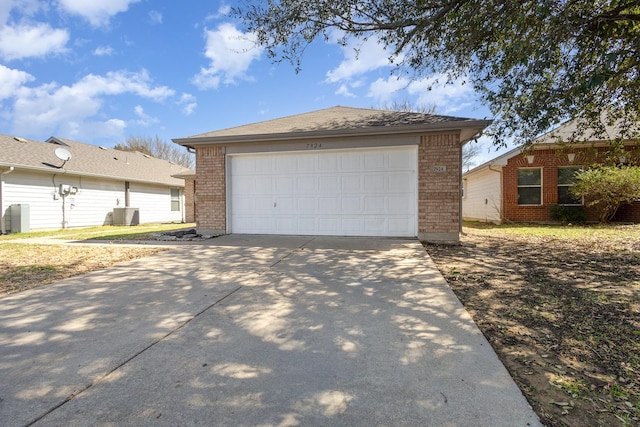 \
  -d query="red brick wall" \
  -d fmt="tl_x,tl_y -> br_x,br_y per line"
193,134 -> 465,240
615,201 -> 640,223
418,133 -> 461,241
502,146 -> 639,223
195,146 -> 226,232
